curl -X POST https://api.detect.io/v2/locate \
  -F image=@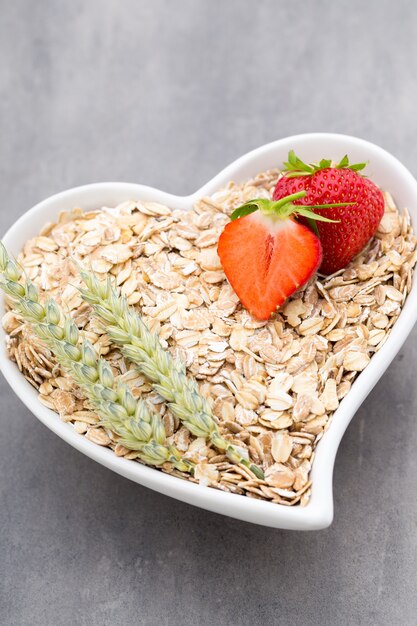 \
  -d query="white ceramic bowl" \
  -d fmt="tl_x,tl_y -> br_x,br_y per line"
1,133 -> 417,530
